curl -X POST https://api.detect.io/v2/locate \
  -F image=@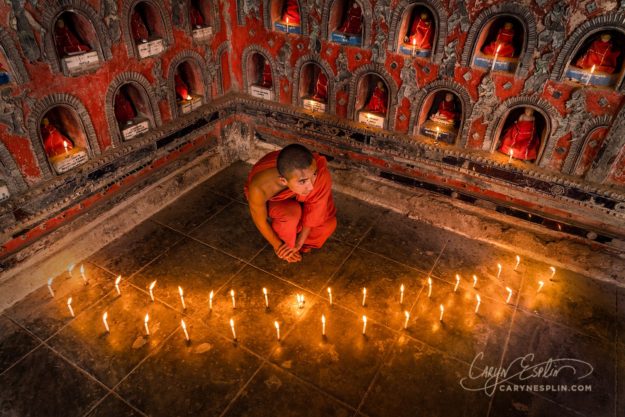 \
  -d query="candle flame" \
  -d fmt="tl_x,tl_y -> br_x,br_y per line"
327,287 -> 332,295
475,294 -> 481,314
506,287 -> 513,304
537,280 -> 544,292
181,319 -> 187,331
230,289 -> 235,297
439,304 -> 444,321
321,314 -> 326,324
48,277 -> 53,286
115,276 -> 121,285
178,286 -> 184,297
230,318 -> 234,327
149,281 -> 156,290
103,311 -> 108,321
590,64 -> 596,74
145,313 -> 149,323
400,284 -> 404,292
549,266 -> 556,277
274,321 -> 279,330
67,297 -> 72,305
210,290 -> 214,300
412,38 -> 416,46
263,287 -> 267,295
68,264 -> 75,274
473,275 -> 478,287
80,264 -> 84,274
